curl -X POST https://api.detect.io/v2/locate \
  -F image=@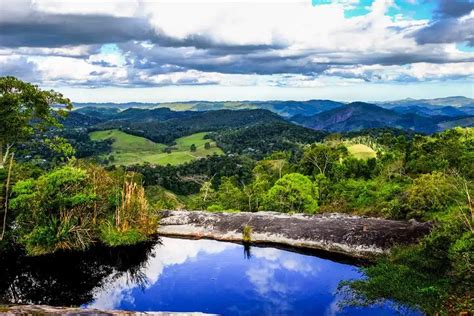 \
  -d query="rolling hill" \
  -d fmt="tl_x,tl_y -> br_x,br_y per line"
89,129 -> 222,166
74,96 -> 474,121
95,108 -> 285,144
74,99 -> 344,118
73,97 -> 474,137
291,102 -> 472,133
